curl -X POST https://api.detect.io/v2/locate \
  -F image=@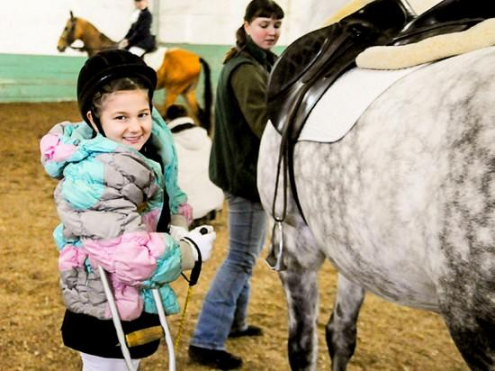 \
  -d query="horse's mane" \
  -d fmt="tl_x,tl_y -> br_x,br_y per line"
75,17 -> 116,45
